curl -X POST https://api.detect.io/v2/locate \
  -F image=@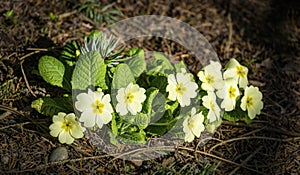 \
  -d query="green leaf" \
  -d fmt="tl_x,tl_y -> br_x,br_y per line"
88,30 -> 102,40
142,87 -> 166,123
38,56 -> 71,91
165,101 -> 179,114
31,97 -> 73,116
109,113 -> 119,145
206,119 -> 222,133
122,113 -> 150,129
147,75 -> 168,94
120,129 -> 146,144
72,51 -> 107,90
142,87 -> 159,115
60,41 -> 80,66
174,61 -> 187,73
222,109 -> 252,124
125,48 -> 146,77
146,100 -> 179,136
111,113 -> 118,135
146,52 -> 173,76
146,113 -> 178,136
111,63 -> 135,90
